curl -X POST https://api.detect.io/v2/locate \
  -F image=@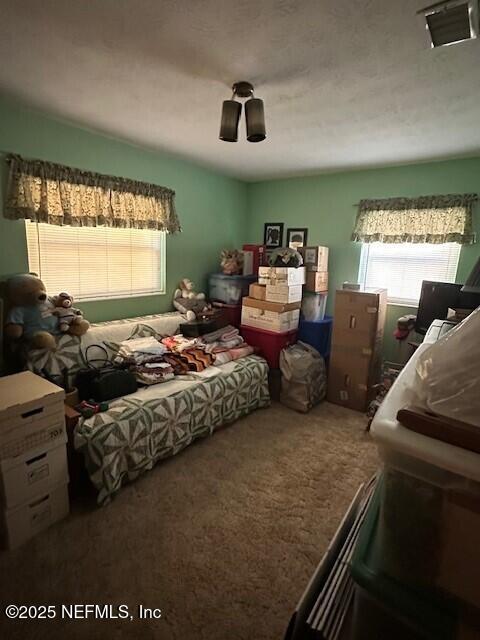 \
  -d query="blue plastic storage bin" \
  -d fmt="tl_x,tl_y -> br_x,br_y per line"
209,273 -> 257,305
297,315 -> 333,358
